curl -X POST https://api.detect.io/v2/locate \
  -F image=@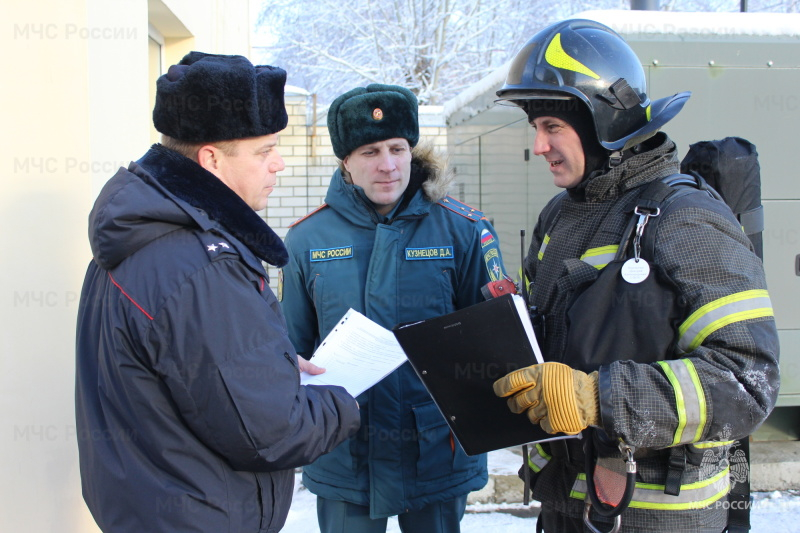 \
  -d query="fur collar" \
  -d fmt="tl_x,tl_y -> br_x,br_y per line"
137,144 -> 288,267
413,141 -> 454,203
